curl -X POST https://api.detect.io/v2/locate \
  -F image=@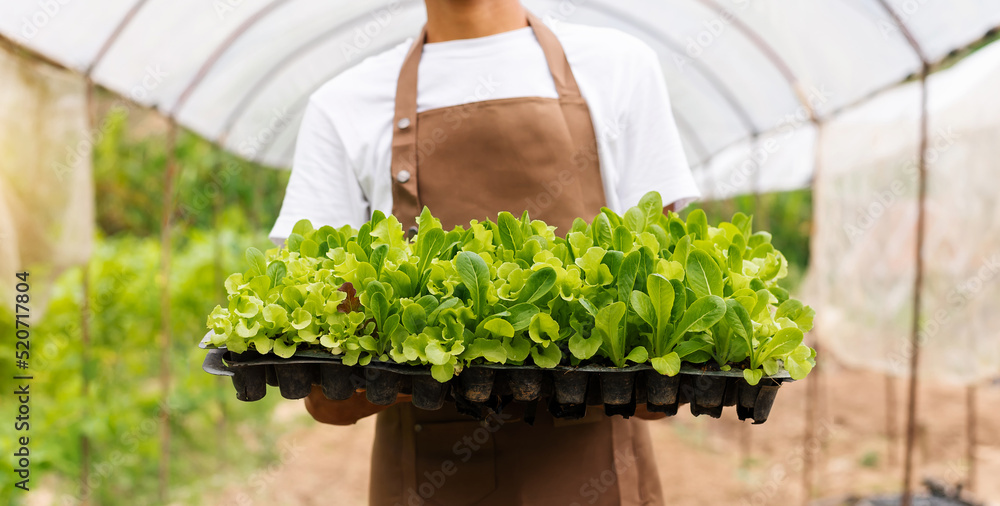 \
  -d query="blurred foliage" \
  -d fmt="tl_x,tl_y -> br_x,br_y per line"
0,230 -> 294,504
685,189 -> 812,290
0,102 -> 293,504
93,107 -> 289,237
